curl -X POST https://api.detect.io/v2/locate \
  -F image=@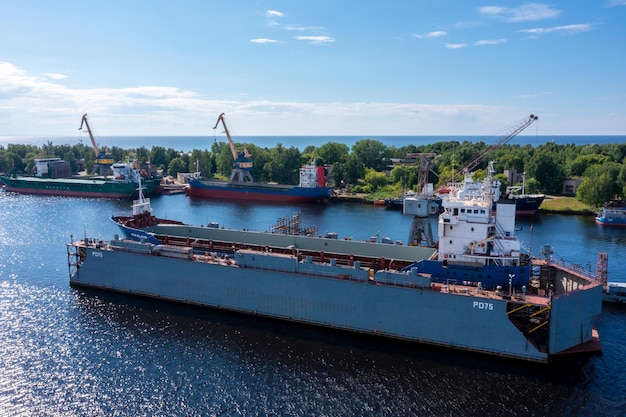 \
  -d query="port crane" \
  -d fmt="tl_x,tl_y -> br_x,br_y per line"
79,114 -> 115,172
457,114 -> 538,177
213,113 -> 253,182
